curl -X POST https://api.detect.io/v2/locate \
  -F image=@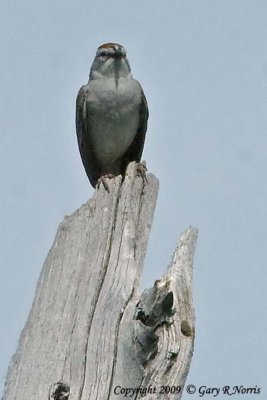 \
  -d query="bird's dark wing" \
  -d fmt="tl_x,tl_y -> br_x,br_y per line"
121,85 -> 149,172
76,86 -> 101,187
